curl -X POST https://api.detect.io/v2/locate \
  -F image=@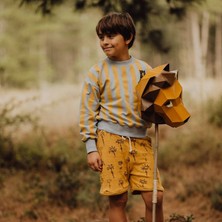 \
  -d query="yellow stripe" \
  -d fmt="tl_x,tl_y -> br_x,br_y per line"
134,59 -> 142,71
121,66 -> 133,126
88,71 -> 98,85
112,65 -> 124,125
101,62 -> 117,122
79,84 -> 89,141
130,65 -> 142,124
